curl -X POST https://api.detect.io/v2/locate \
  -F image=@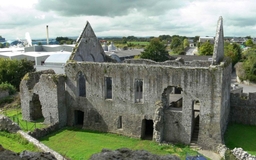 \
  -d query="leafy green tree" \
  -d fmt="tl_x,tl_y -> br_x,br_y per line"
245,39 -> 254,47
0,58 -> 35,89
140,38 -> 169,62
183,39 -> 189,49
193,36 -> 200,43
224,43 -> 241,65
170,37 -> 184,54
170,37 -> 182,49
199,42 -> 213,55
243,53 -> 256,82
